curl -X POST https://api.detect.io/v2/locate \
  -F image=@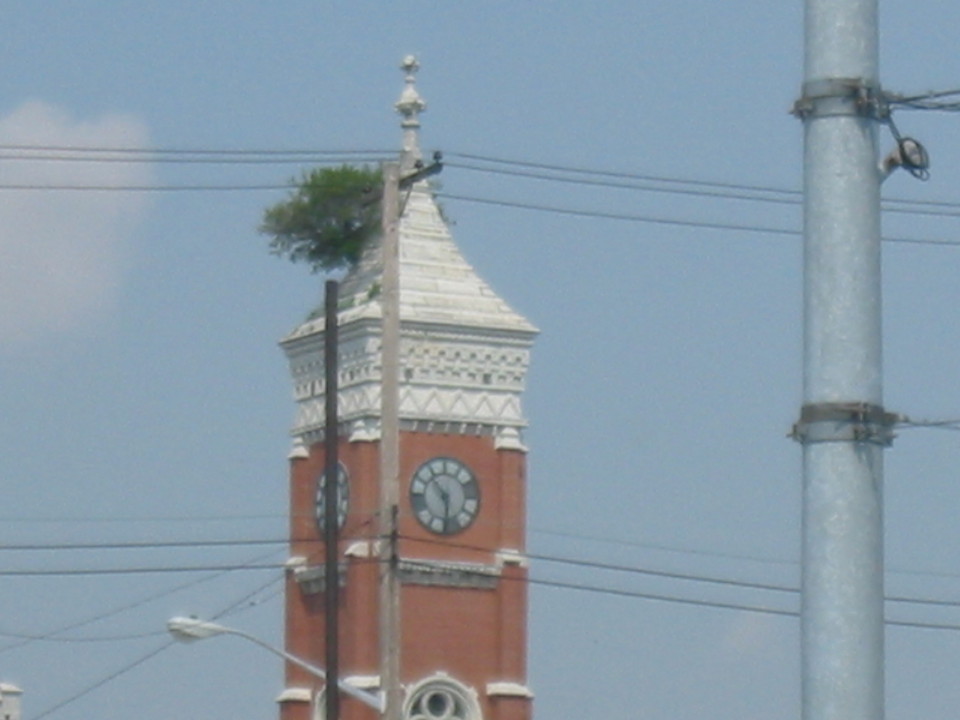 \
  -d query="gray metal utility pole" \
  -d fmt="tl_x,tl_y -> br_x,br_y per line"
378,160 -> 402,720
793,1 -> 896,720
